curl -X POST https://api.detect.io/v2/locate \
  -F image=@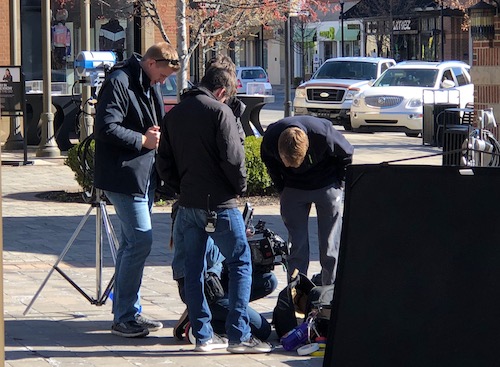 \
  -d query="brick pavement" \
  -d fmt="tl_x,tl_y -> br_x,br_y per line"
1,150 -> 324,367
1,113 -> 442,366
